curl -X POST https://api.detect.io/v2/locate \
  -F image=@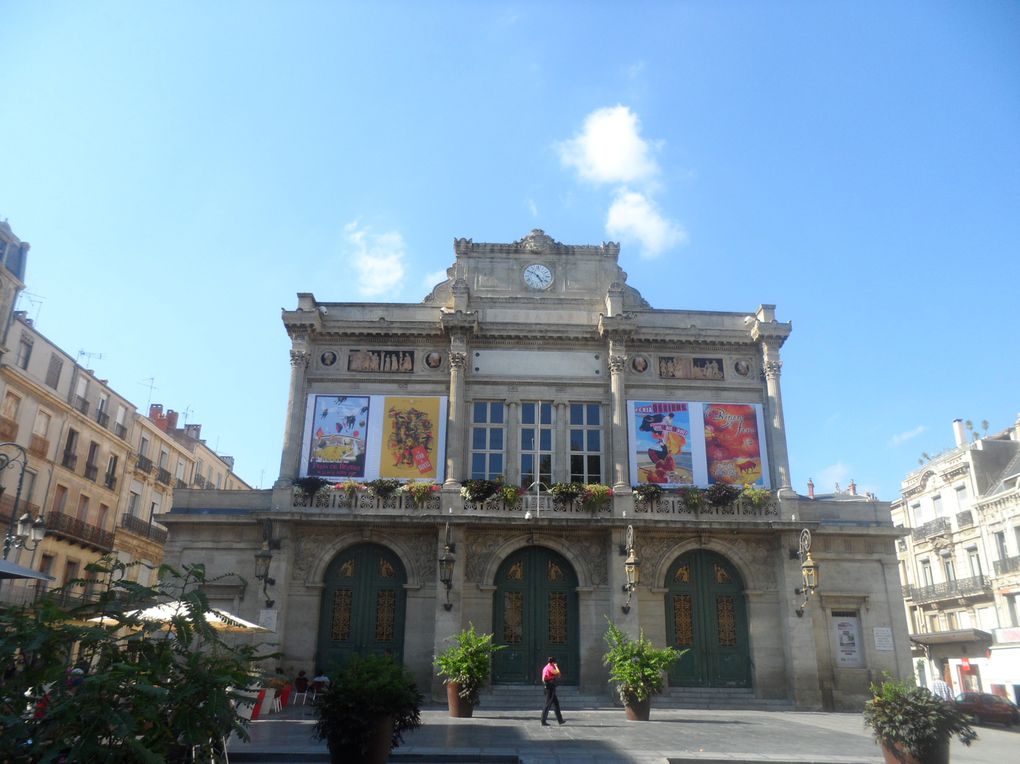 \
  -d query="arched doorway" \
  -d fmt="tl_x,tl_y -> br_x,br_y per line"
316,543 -> 407,672
491,546 -> 579,685
665,549 -> 750,687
